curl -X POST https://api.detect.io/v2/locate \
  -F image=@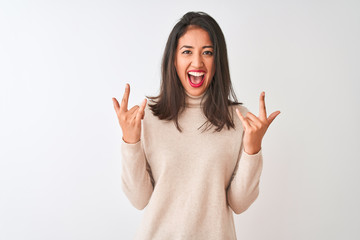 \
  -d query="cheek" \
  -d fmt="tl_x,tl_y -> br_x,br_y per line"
175,66 -> 186,83
207,62 -> 215,78
176,61 -> 186,76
